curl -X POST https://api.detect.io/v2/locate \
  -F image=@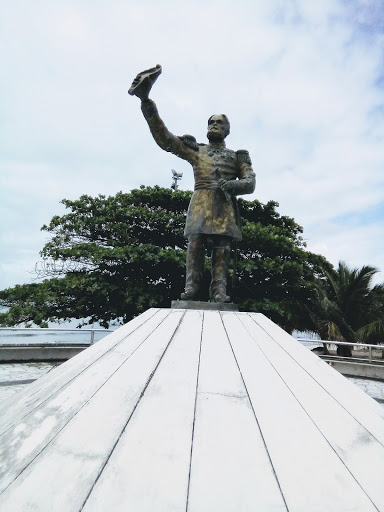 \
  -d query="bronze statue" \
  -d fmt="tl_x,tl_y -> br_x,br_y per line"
129,65 -> 255,303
